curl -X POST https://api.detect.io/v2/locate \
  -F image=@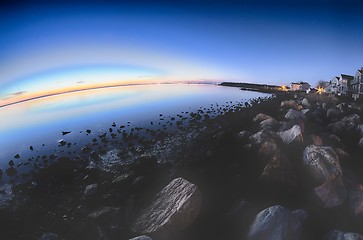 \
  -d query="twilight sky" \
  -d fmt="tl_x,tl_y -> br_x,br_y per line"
1,0 -> 363,106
